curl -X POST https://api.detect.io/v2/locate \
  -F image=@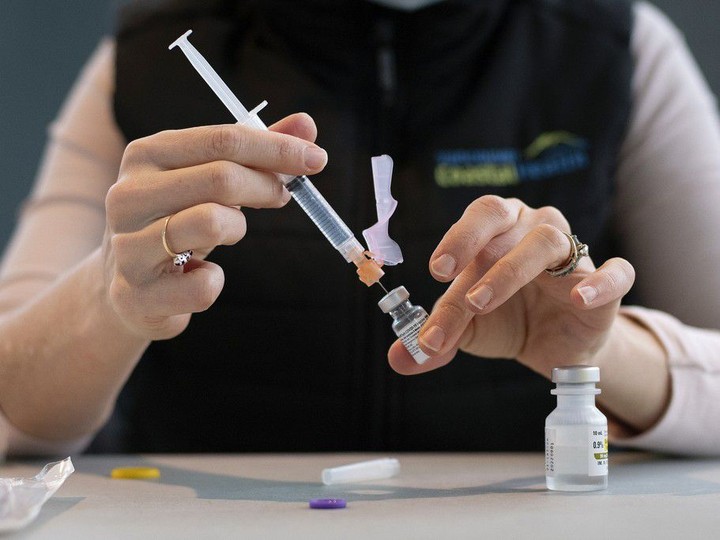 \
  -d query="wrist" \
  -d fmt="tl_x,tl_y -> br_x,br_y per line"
88,248 -> 152,346
593,311 -> 671,432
